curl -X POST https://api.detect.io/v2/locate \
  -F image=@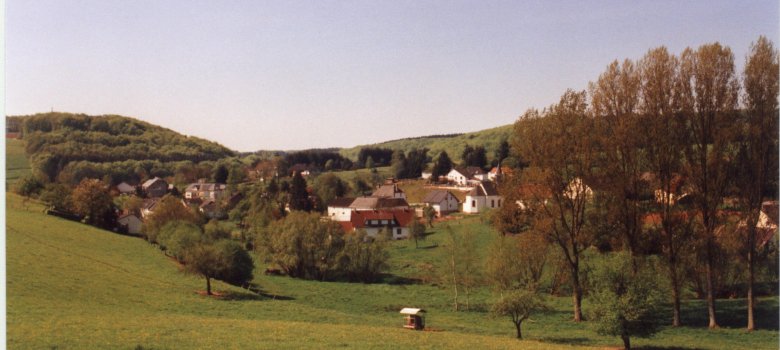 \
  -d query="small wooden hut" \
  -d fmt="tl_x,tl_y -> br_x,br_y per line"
399,308 -> 426,330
